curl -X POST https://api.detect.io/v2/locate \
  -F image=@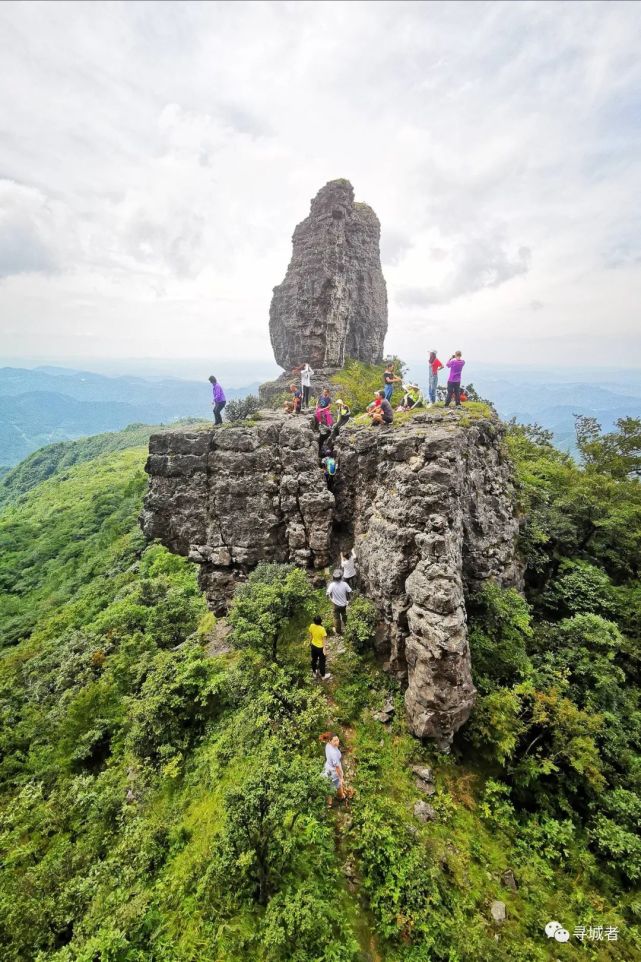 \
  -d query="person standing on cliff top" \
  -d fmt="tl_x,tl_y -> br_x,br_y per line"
444,352 -> 465,407
428,350 -> 444,405
383,363 -> 401,402
294,362 -> 314,409
209,376 -> 226,425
